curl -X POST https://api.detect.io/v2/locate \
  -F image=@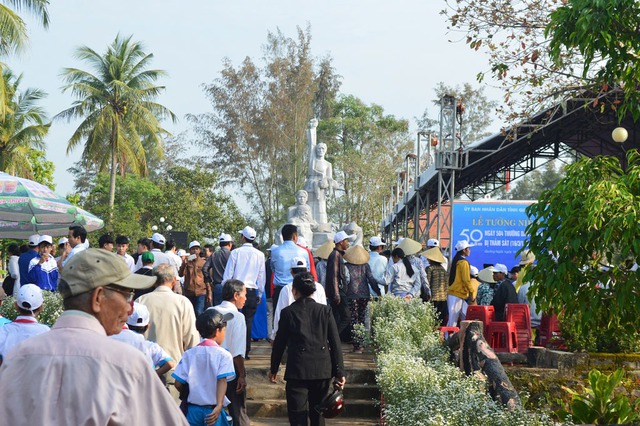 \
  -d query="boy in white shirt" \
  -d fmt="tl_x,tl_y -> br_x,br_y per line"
173,309 -> 236,426
111,302 -> 175,378
0,284 -> 50,364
